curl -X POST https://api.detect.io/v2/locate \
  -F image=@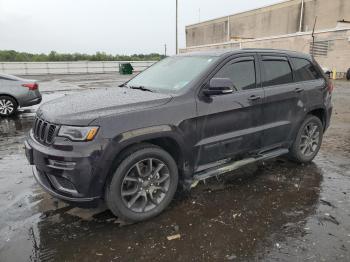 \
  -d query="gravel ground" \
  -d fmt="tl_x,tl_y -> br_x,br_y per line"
0,74 -> 349,261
